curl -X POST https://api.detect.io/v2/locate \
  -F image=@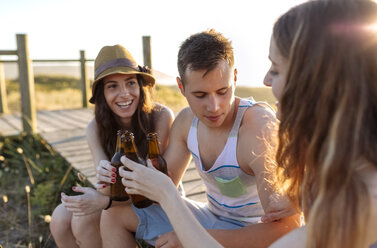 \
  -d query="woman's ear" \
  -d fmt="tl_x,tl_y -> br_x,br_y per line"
234,68 -> 238,85
176,77 -> 184,94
